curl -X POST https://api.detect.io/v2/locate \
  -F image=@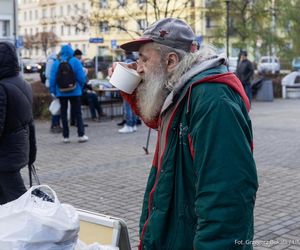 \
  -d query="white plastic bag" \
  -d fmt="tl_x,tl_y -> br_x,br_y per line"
75,239 -> 119,250
0,185 -> 79,250
49,98 -> 61,115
